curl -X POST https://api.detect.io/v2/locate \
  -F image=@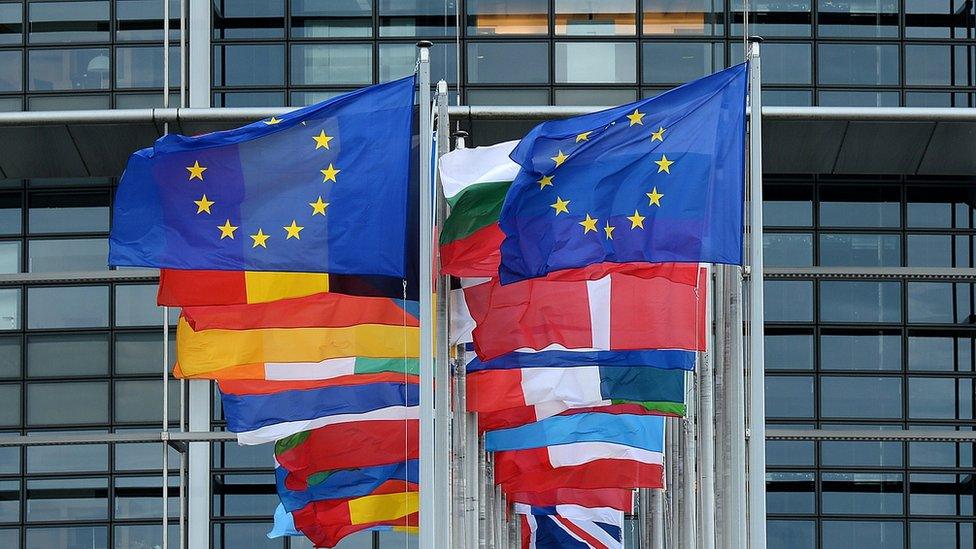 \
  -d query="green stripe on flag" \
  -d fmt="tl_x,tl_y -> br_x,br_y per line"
440,180 -> 510,244
275,430 -> 310,455
354,357 -> 420,376
611,400 -> 687,417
